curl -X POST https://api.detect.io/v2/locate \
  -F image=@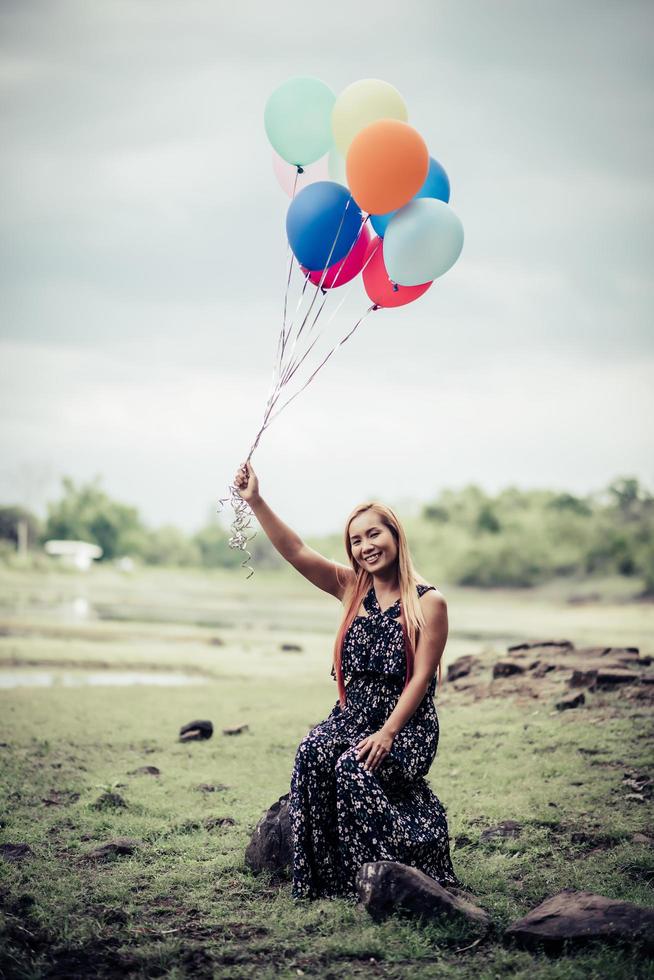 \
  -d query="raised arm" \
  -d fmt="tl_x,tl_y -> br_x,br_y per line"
233,462 -> 354,600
